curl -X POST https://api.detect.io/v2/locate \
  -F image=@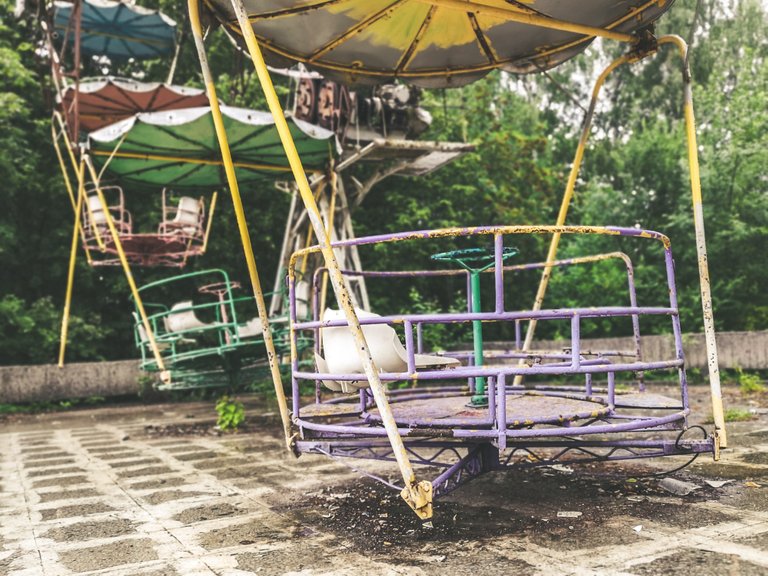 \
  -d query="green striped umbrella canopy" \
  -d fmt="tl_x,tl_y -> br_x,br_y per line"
206,0 -> 676,87
88,106 -> 340,189
54,0 -> 177,61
